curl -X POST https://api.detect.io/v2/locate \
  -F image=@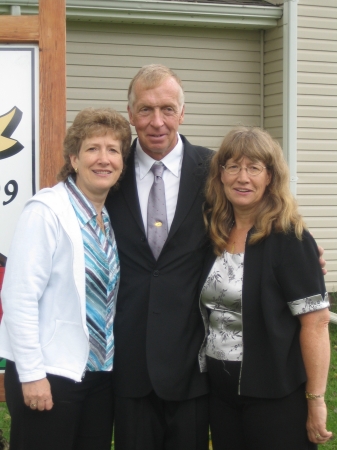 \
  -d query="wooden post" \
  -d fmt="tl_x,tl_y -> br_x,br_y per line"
0,0 -> 66,402
39,0 -> 66,188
